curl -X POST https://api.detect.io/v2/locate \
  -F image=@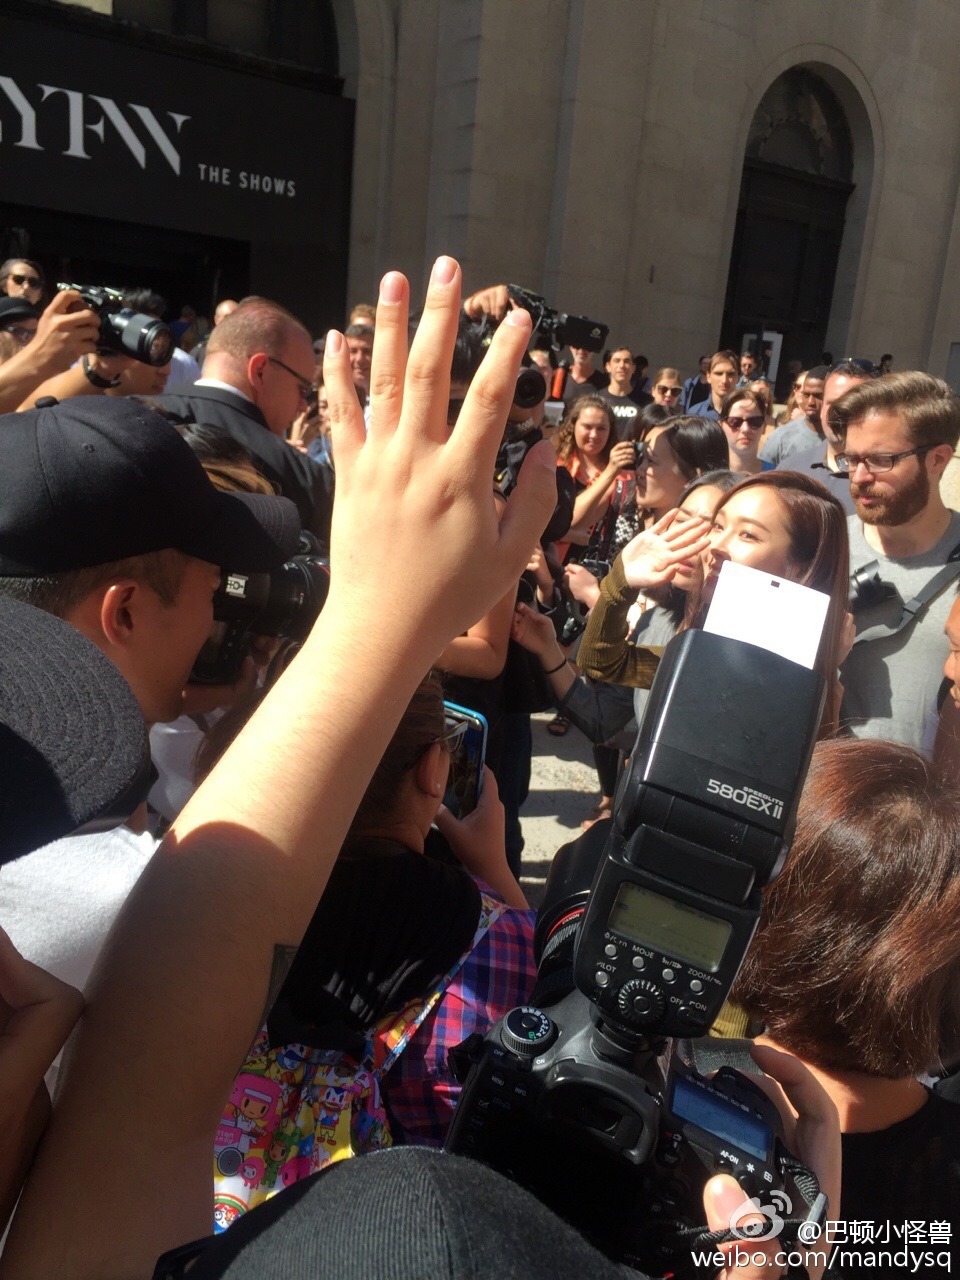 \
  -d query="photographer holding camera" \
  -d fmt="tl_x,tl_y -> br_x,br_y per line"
0,397 -> 300,1059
